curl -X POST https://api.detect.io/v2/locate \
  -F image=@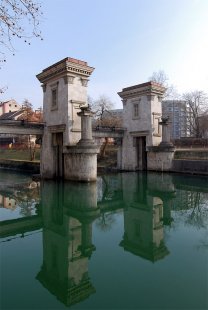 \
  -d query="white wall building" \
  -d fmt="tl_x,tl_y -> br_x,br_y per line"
0,99 -> 21,116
